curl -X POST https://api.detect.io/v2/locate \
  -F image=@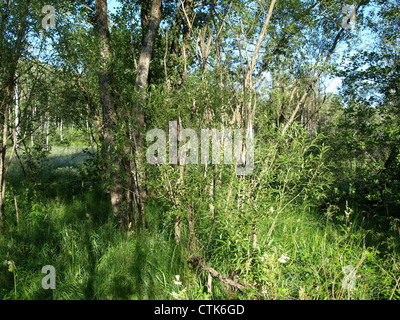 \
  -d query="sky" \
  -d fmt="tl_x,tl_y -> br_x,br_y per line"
107,0 -> 122,14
